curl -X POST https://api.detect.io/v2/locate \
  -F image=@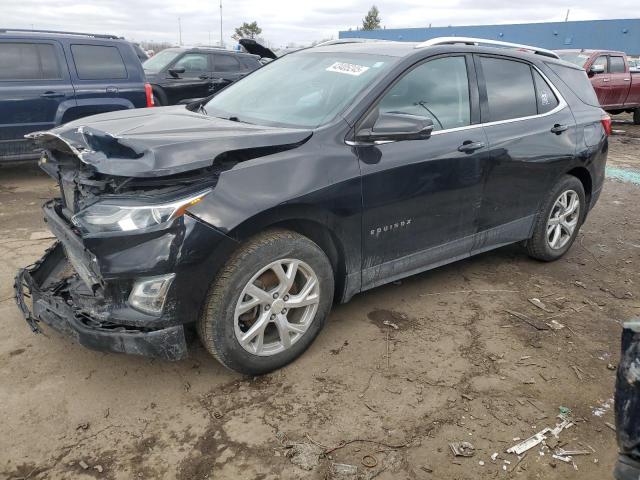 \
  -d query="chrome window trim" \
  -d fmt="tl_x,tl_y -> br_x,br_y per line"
346,59 -> 568,145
